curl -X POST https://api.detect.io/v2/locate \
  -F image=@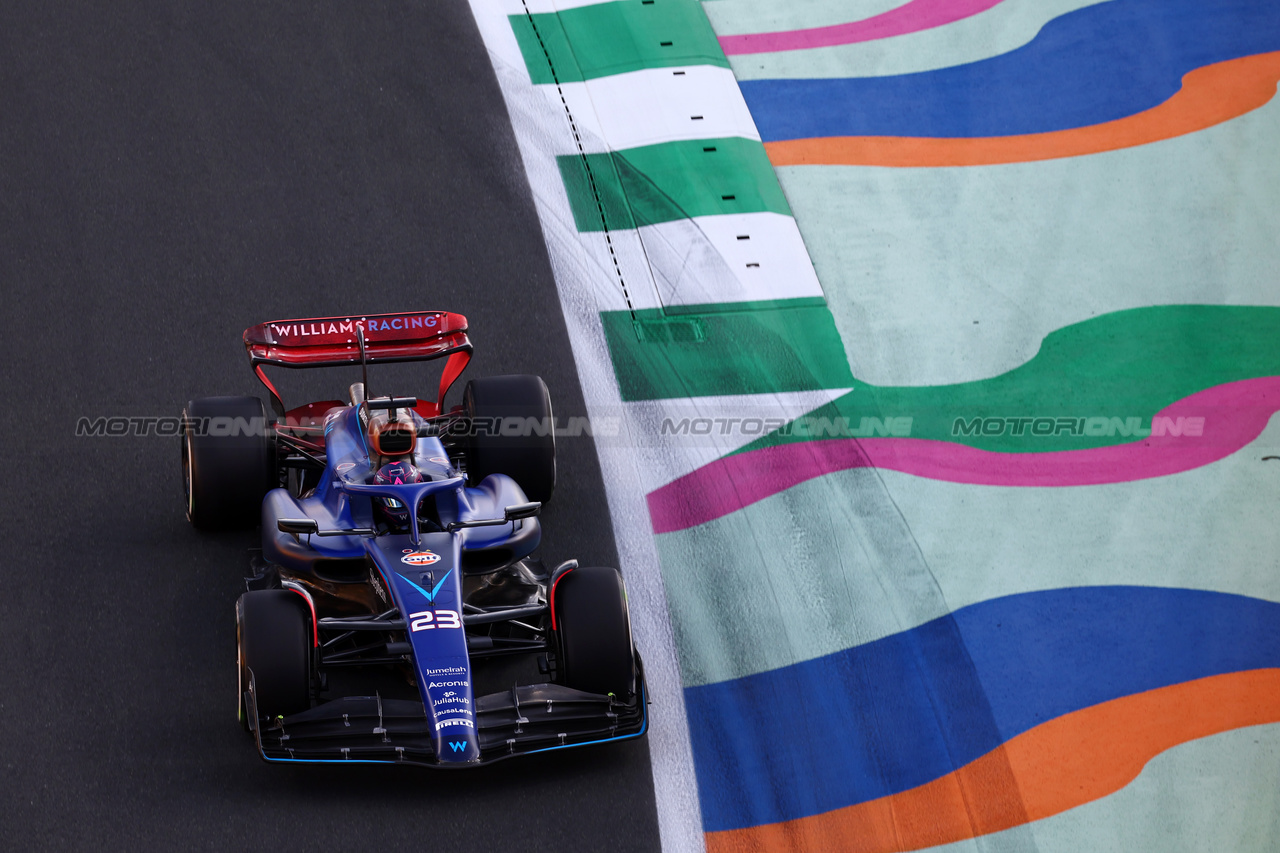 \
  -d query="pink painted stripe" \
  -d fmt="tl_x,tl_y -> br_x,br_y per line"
647,376 -> 1280,534
718,0 -> 1006,56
